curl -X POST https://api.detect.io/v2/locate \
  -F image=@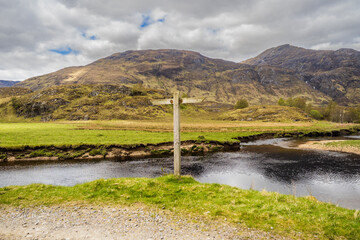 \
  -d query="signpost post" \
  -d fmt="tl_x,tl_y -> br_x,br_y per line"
152,91 -> 203,176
